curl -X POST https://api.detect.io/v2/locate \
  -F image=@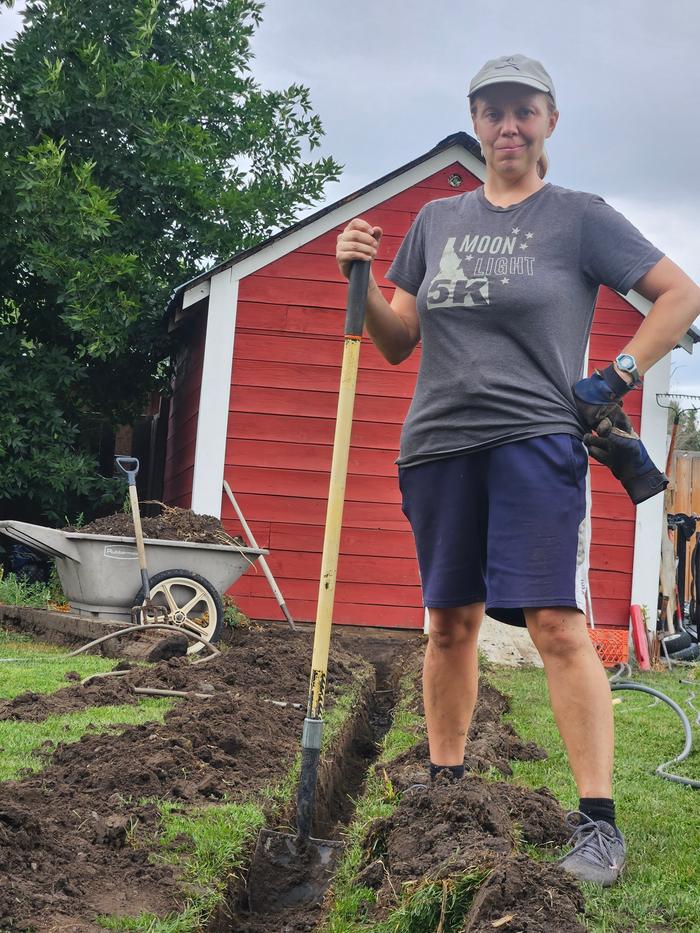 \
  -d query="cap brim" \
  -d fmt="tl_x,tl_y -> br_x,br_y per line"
469,75 -> 553,101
